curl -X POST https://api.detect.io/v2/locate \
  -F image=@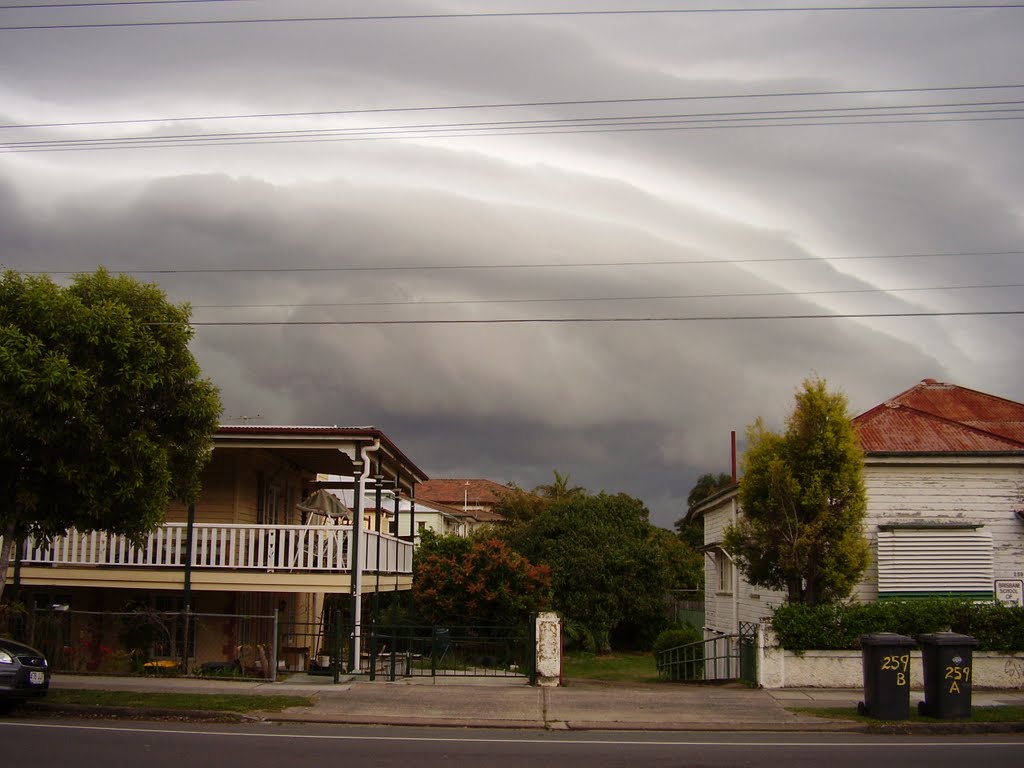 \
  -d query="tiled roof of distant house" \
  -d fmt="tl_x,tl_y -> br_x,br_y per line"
415,478 -> 512,509
853,379 -> 1024,454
